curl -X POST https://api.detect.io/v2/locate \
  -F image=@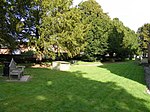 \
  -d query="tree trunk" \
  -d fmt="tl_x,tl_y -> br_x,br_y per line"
148,43 -> 150,63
